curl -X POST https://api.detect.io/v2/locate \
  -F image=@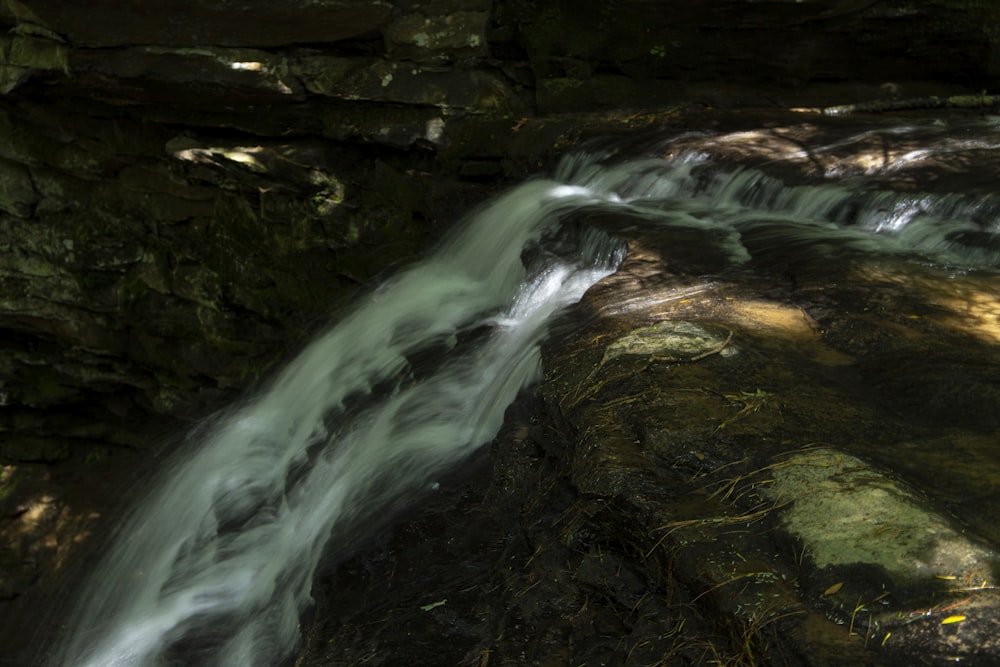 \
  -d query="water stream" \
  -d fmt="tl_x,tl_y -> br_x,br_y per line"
54,137 -> 999,666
